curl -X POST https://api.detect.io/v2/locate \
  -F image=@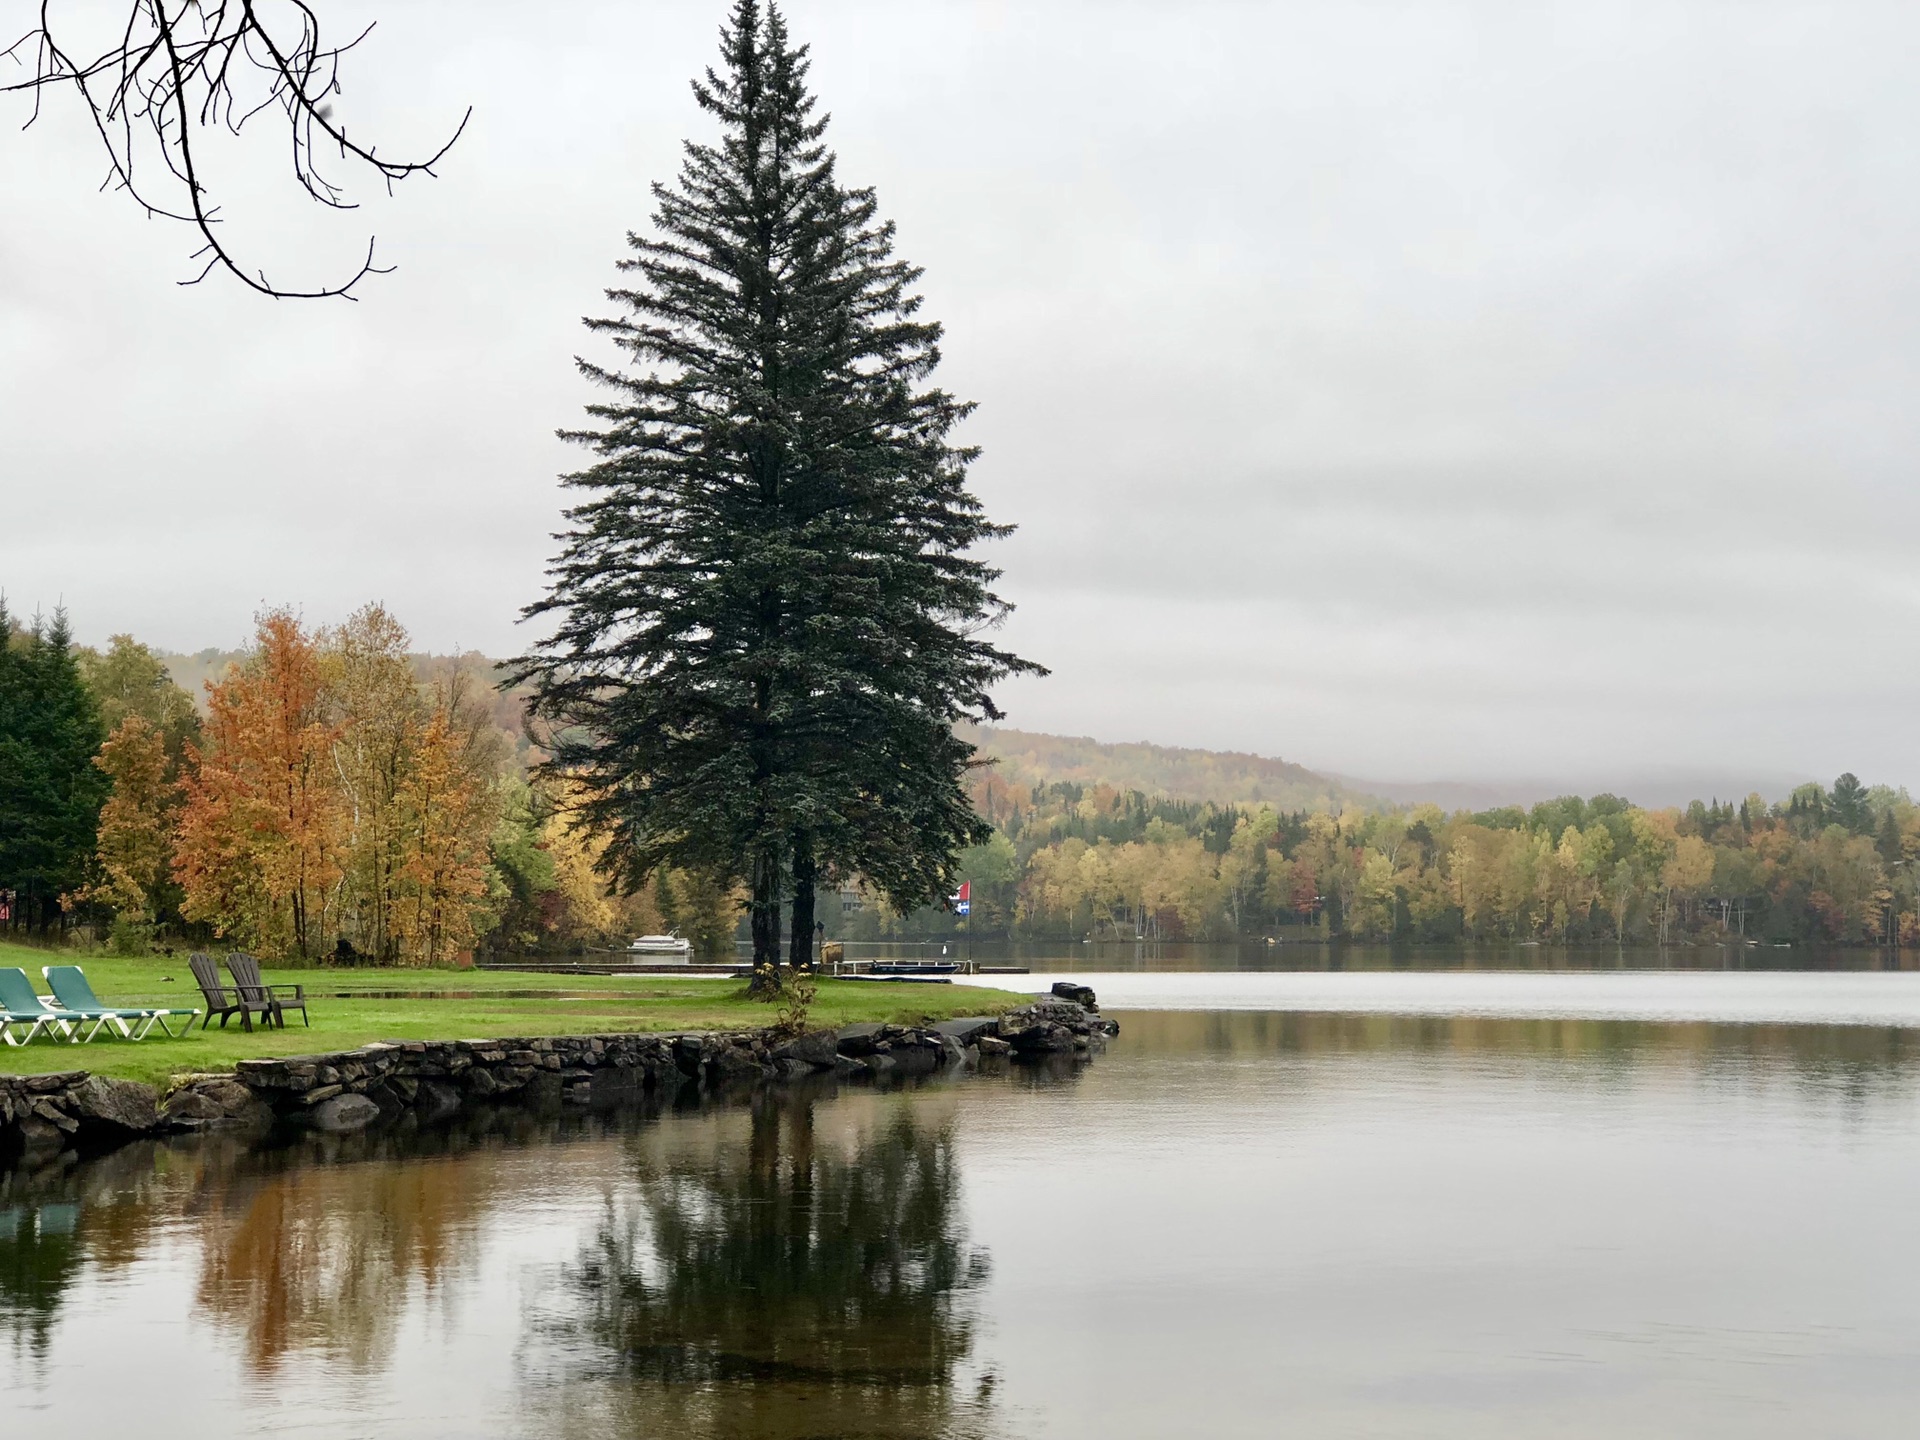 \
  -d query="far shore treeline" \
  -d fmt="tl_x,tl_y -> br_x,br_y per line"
3,600 -> 1914,960
952,771 -> 1910,948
